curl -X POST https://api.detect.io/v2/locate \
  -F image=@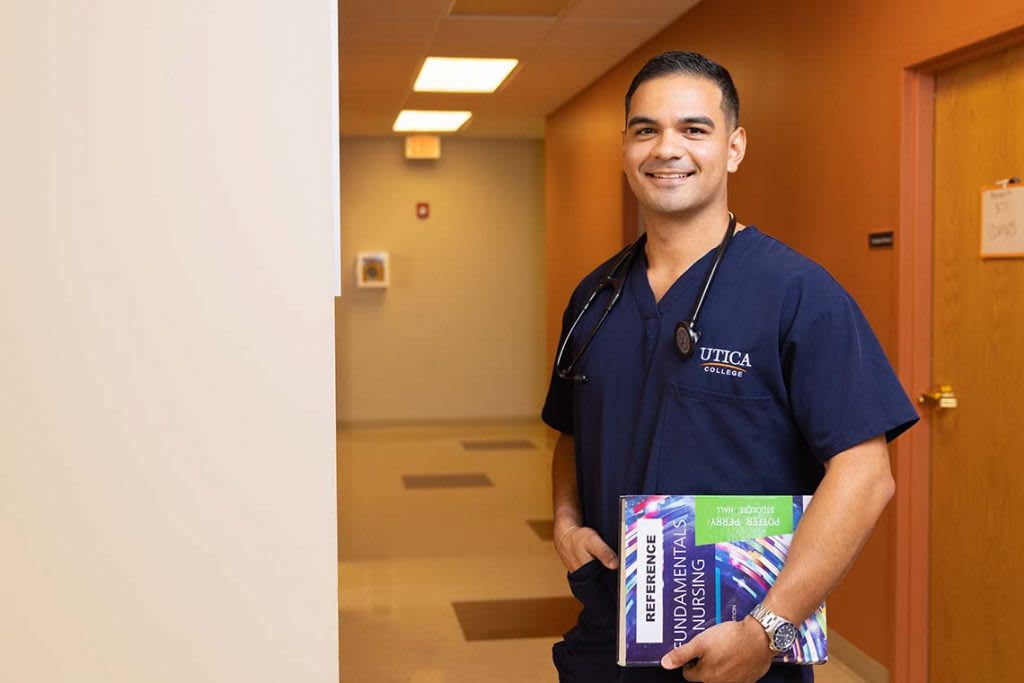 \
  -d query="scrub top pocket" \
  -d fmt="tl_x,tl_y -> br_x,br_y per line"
653,384 -> 774,495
